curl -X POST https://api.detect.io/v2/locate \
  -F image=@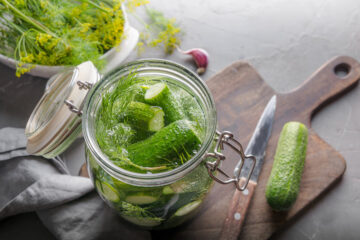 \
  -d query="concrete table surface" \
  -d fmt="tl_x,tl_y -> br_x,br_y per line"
0,0 -> 359,239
